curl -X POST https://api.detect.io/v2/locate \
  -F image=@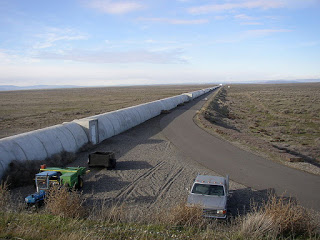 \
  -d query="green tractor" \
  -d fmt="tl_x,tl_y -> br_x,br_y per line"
25,165 -> 88,205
